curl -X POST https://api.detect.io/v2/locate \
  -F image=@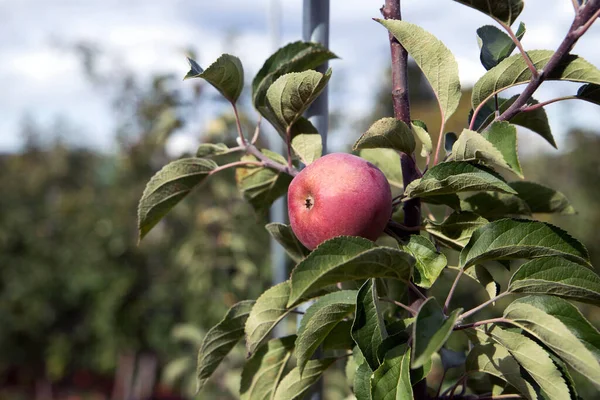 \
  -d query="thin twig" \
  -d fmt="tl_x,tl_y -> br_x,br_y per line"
251,116 -> 262,144
454,317 -> 510,331
379,297 -> 418,315
459,292 -> 511,321
444,268 -> 463,314
247,144 -> 299,176
231,103 -> 247,146
409,282 -> 427,301
520,95 -> 578,112
440,374 -> 467,398
501,23 -> 538,78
